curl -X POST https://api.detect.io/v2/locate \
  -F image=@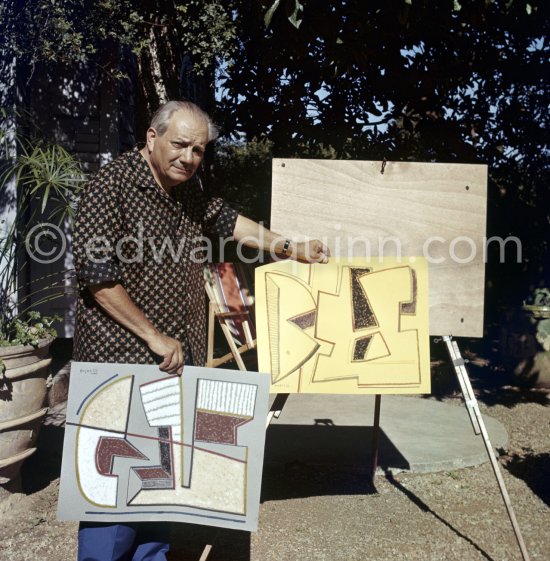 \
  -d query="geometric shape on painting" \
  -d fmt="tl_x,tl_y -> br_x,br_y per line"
351,332 -> 391,363
289,309 -> 316,330
352,334 -> 372,361
96,436 -> 148,476
139,377 -> 182,443
80,376 -> 133,433
132,467 -> 174,489
194,410 -> 251,445
400,268 -> 417,314
128,447 -> 247,515
76,427 -> 120,508
350,267 -> 376,330
139,377 -> 183,487
265,273 -> 320,383
196,379 -> 257,417
157,427 -> 173,476
131,426 -> 174,490
313,266 -> 421,386
265,274 -> 281,376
